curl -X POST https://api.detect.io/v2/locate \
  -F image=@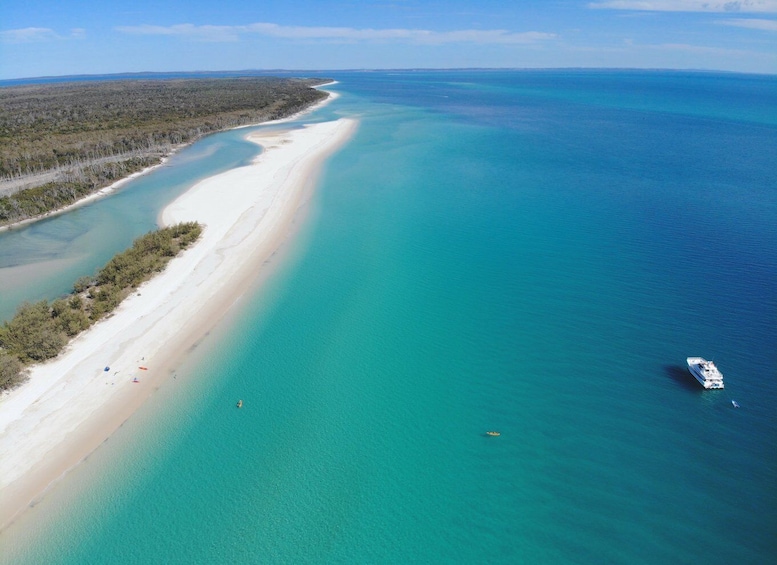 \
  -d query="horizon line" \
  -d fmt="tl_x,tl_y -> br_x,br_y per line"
2,66 -> 774,84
